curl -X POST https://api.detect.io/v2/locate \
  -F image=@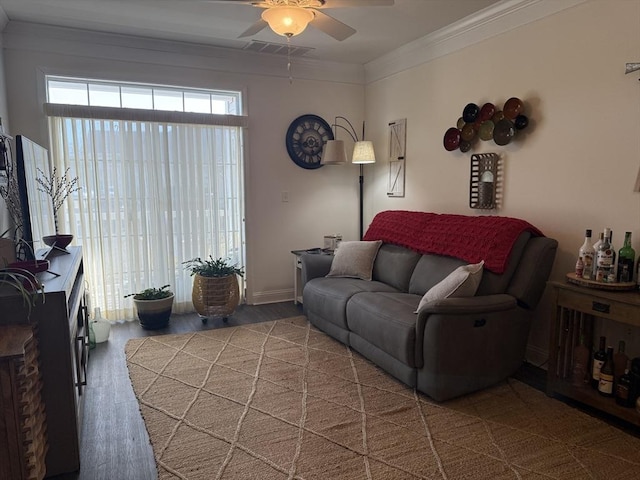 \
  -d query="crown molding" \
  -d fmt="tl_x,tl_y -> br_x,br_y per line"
364,0 -> 588,84
1,21 -> 364,85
